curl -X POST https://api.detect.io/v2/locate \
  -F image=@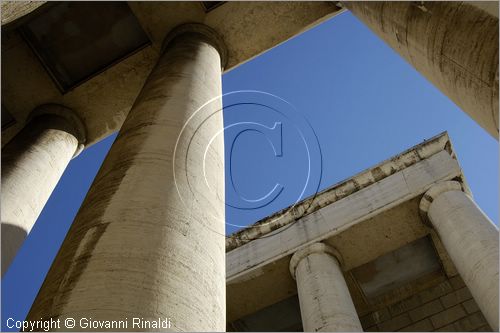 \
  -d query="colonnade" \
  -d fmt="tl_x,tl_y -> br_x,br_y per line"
7,23 -> 227,331
1,6 -> 499,331
285,181 -> 498,332
1,105 -> 86,276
